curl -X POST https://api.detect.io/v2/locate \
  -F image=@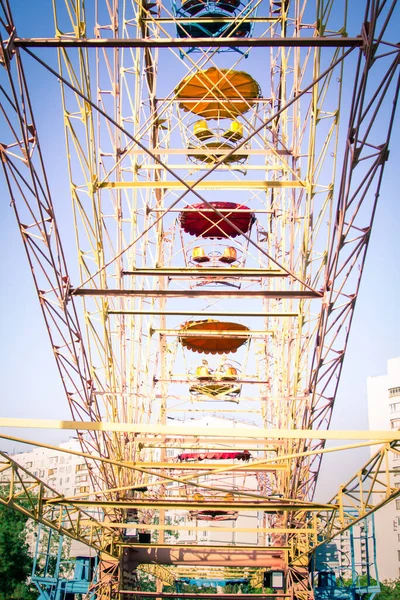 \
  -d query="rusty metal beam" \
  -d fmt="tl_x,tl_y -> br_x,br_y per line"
12,36 -> 363,49
119,546 -> 287,568
71,289 -> 323,299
